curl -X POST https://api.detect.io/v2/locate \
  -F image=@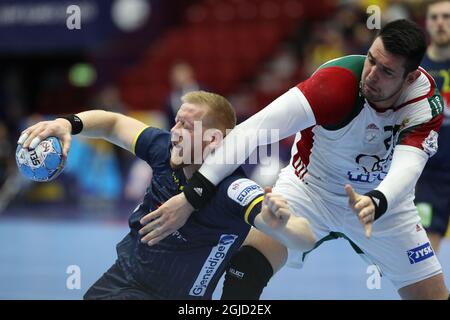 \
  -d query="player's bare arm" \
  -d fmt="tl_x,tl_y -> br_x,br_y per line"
18,110 -> 148,157
253,187 -> 316,251
139,88 -> 316,245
